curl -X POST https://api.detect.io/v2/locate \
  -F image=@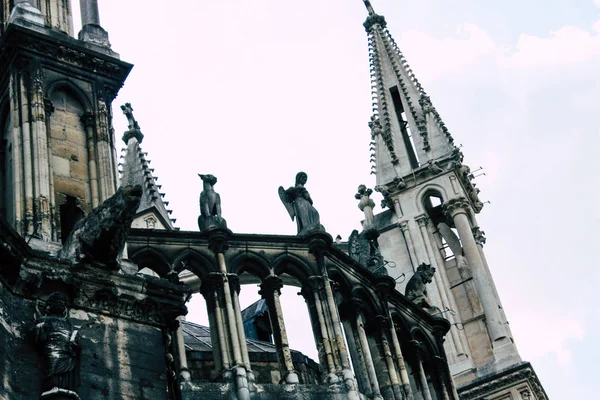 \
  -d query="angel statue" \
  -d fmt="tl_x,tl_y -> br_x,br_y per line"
278,172 -> 325,236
